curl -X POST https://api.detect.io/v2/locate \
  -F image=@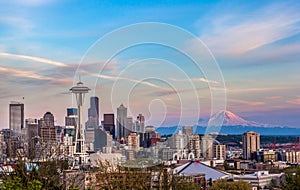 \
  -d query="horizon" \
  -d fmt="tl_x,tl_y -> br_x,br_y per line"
0,1 -> 300,129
